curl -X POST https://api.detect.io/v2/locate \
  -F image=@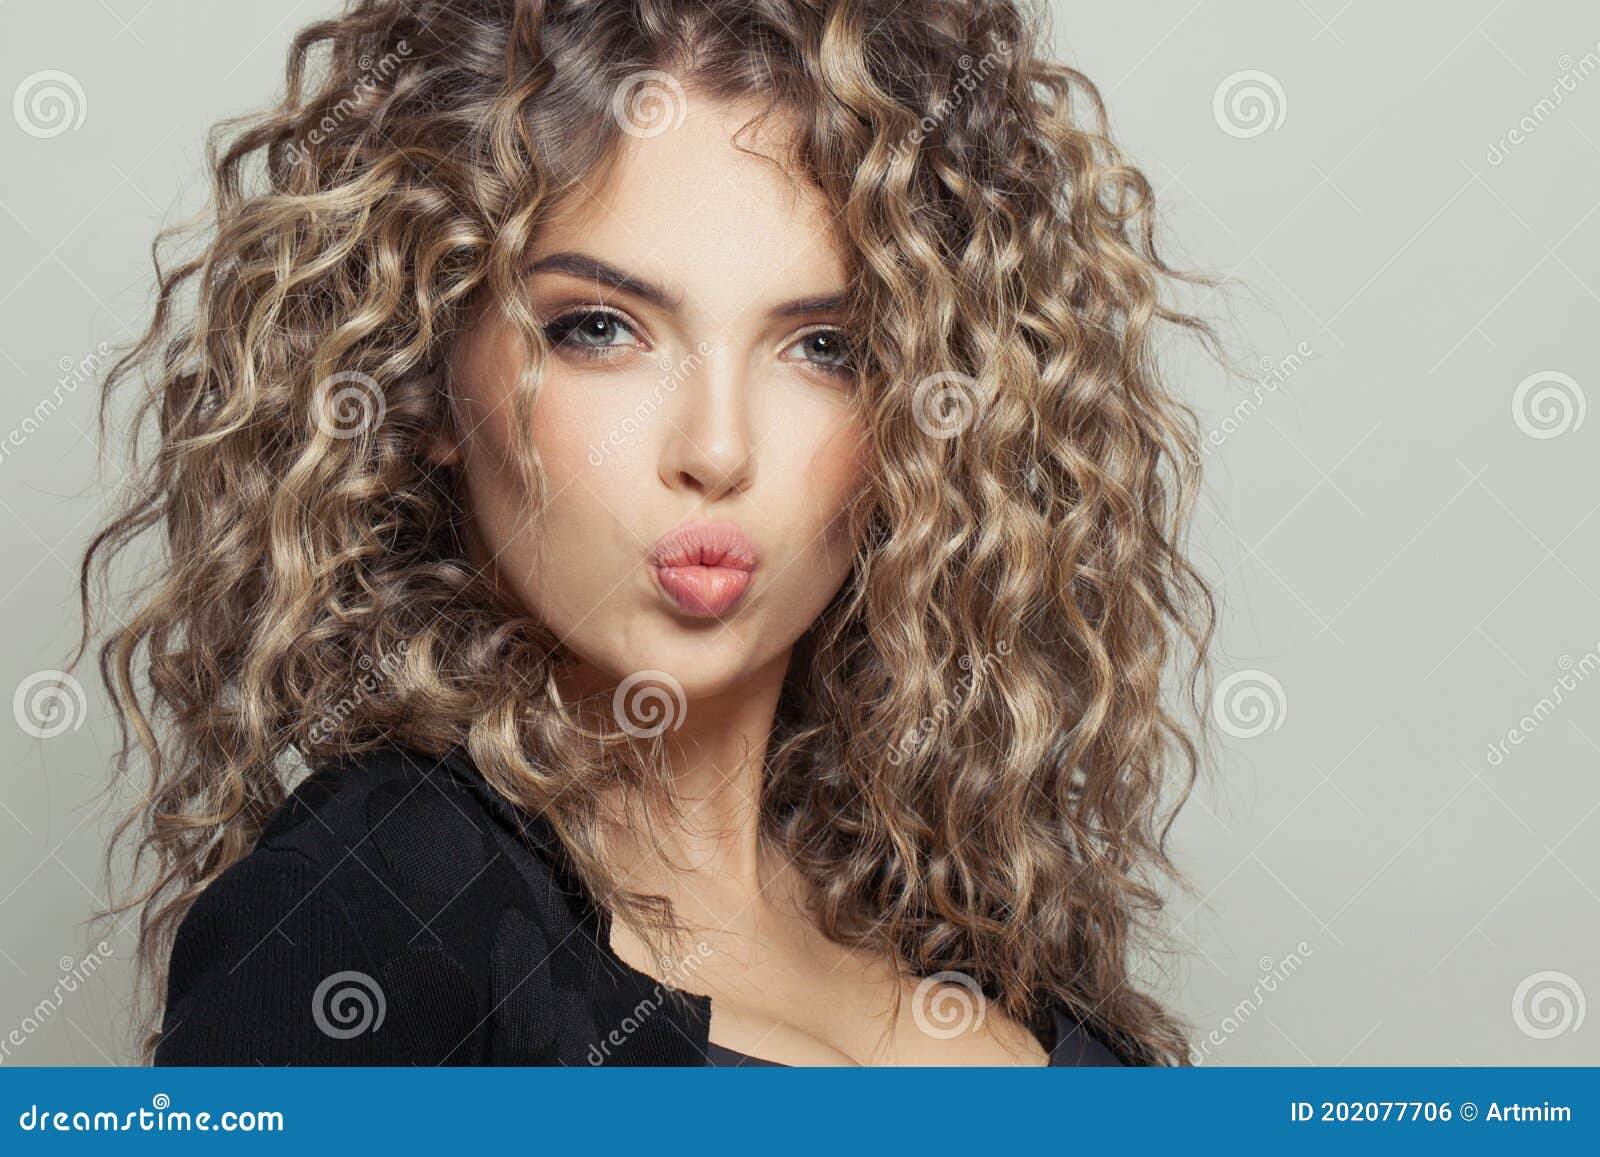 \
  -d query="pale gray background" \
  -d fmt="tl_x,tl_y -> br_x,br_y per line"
1,1 -> 1595,1065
